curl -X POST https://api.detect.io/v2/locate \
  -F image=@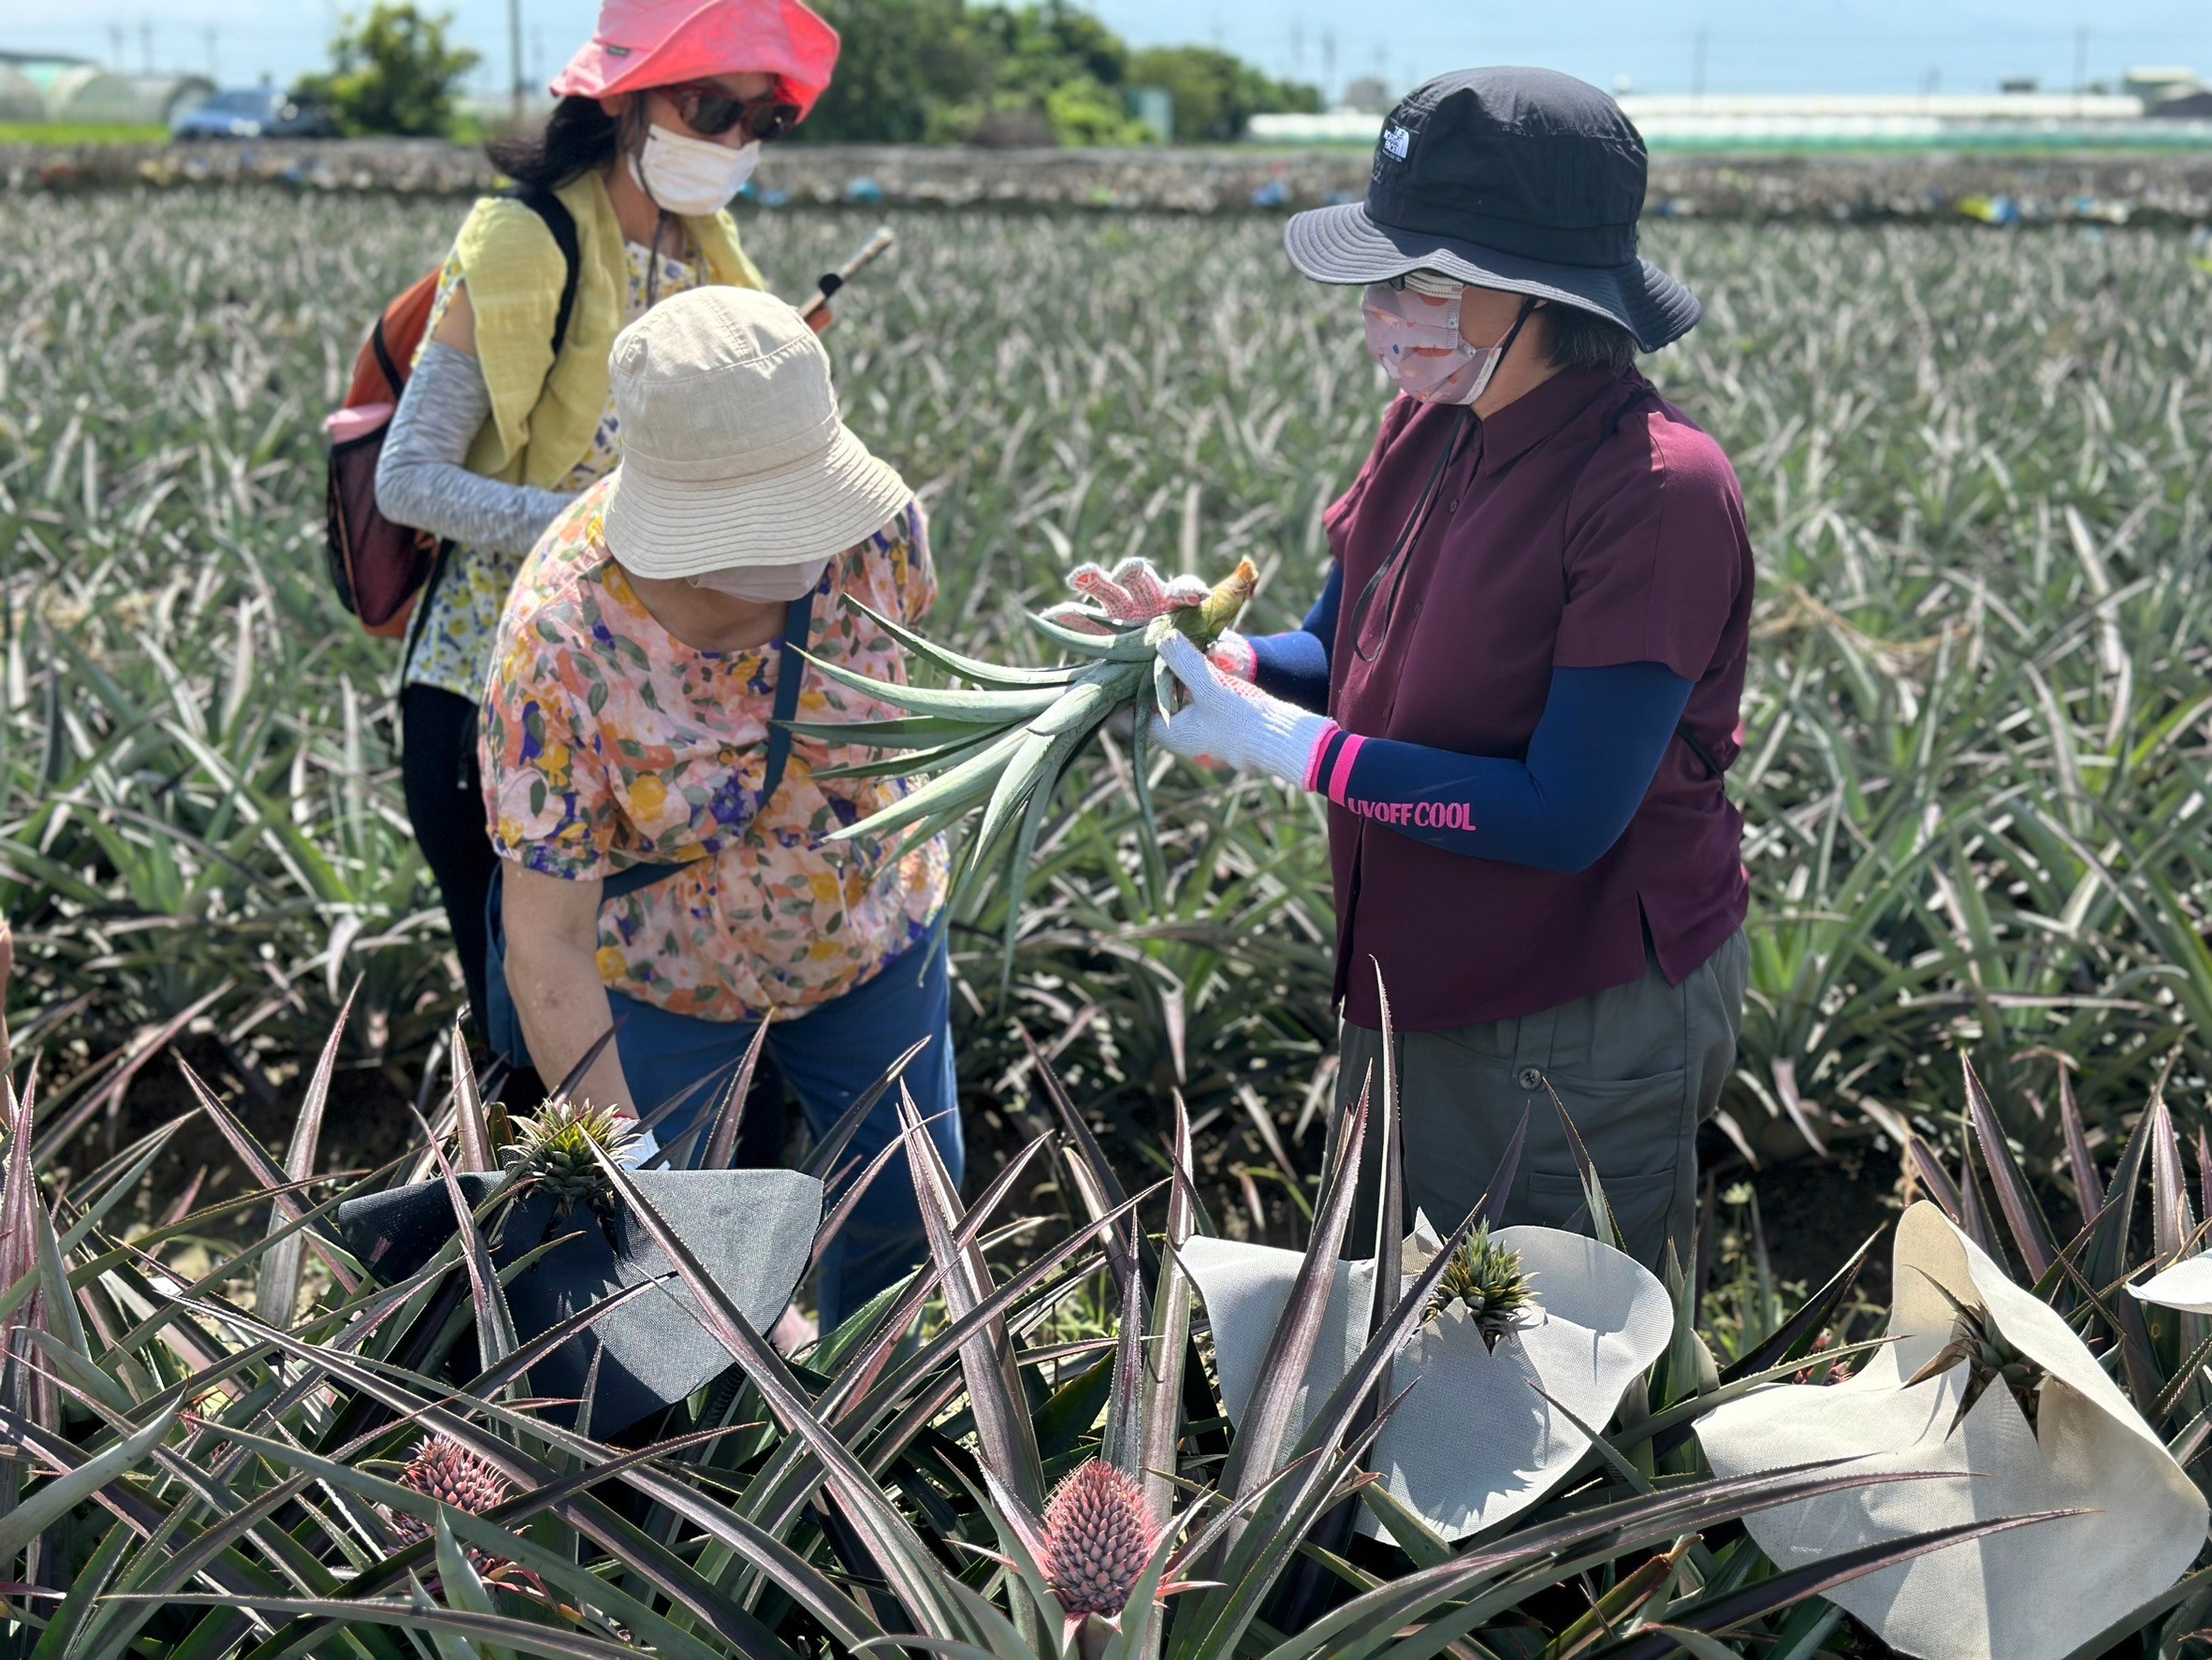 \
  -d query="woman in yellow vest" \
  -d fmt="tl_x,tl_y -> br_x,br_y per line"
375,0 -> 840,1072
